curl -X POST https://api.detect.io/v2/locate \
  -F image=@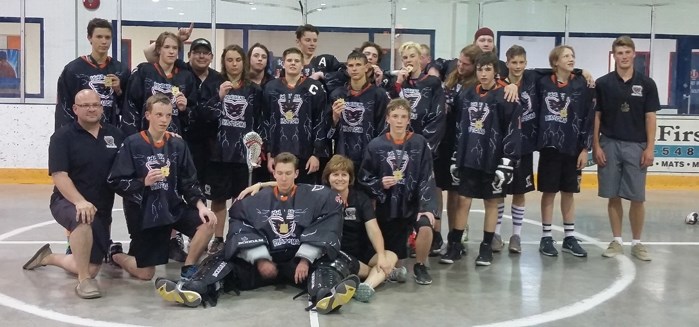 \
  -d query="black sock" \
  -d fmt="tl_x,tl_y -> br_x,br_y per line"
483,231 -> 495,244
215,236 -> 224,242
448,229 -> 464,243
